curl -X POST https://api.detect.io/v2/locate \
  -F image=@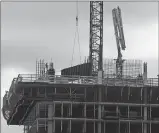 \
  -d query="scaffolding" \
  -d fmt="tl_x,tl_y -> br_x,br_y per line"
36,59 -> 46,79
103,59 -> 143,78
